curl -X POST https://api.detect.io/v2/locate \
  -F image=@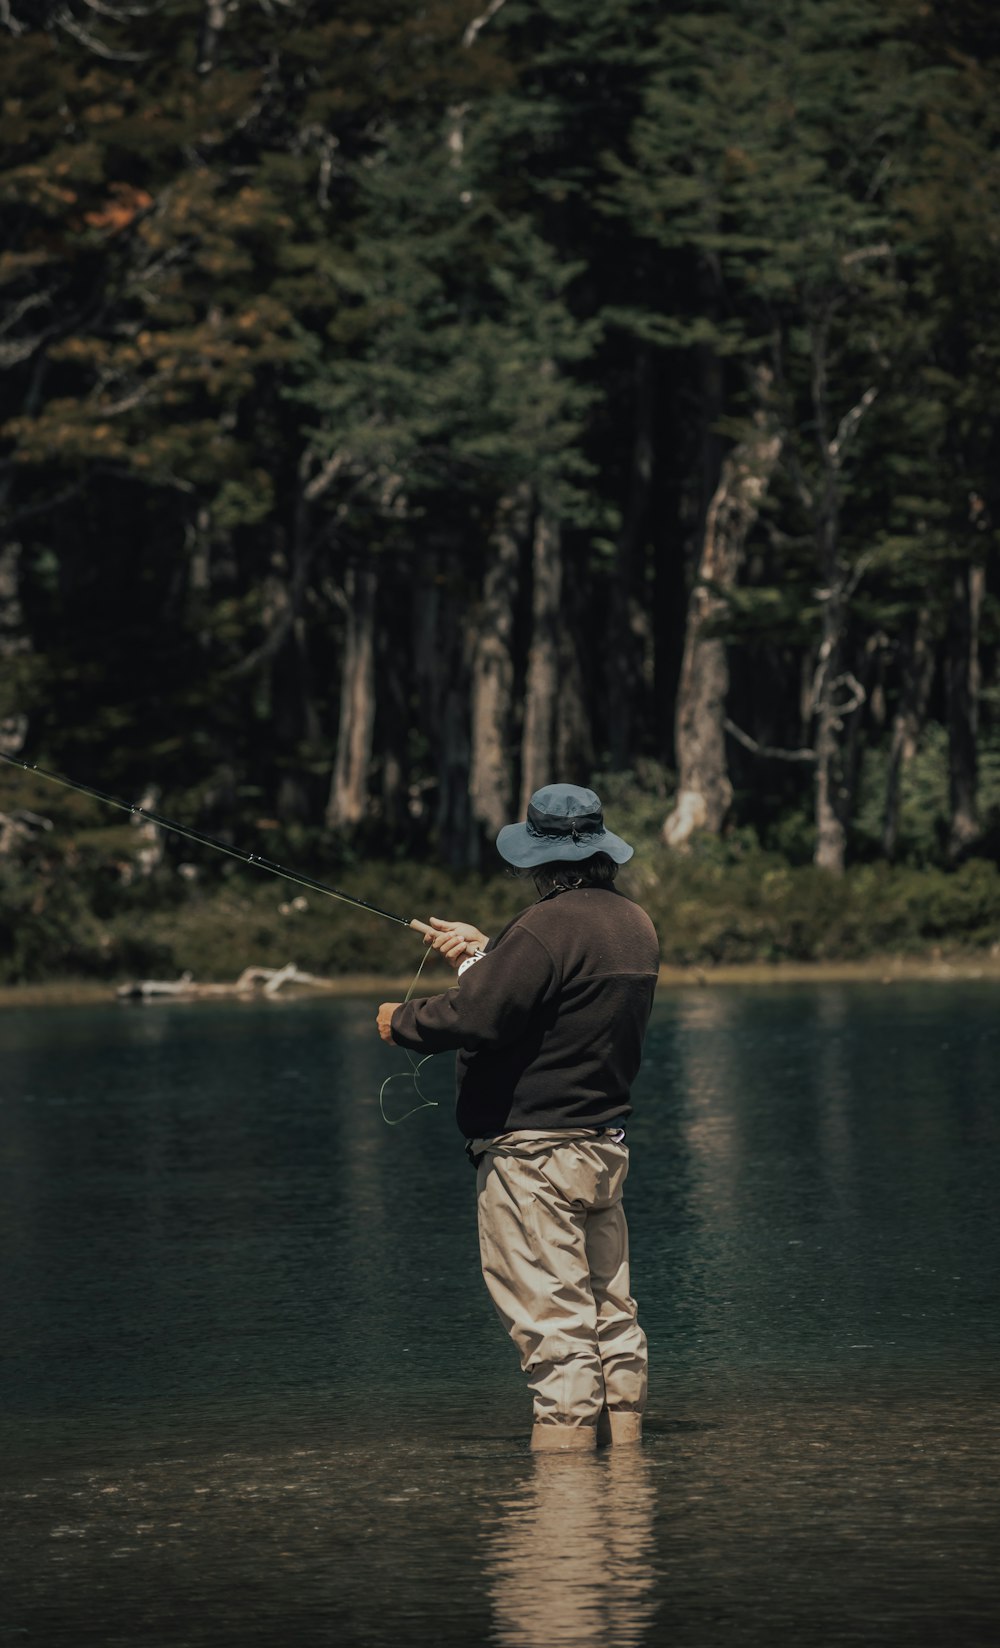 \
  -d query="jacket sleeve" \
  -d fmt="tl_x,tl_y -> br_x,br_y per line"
390,924 -> 556,1054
